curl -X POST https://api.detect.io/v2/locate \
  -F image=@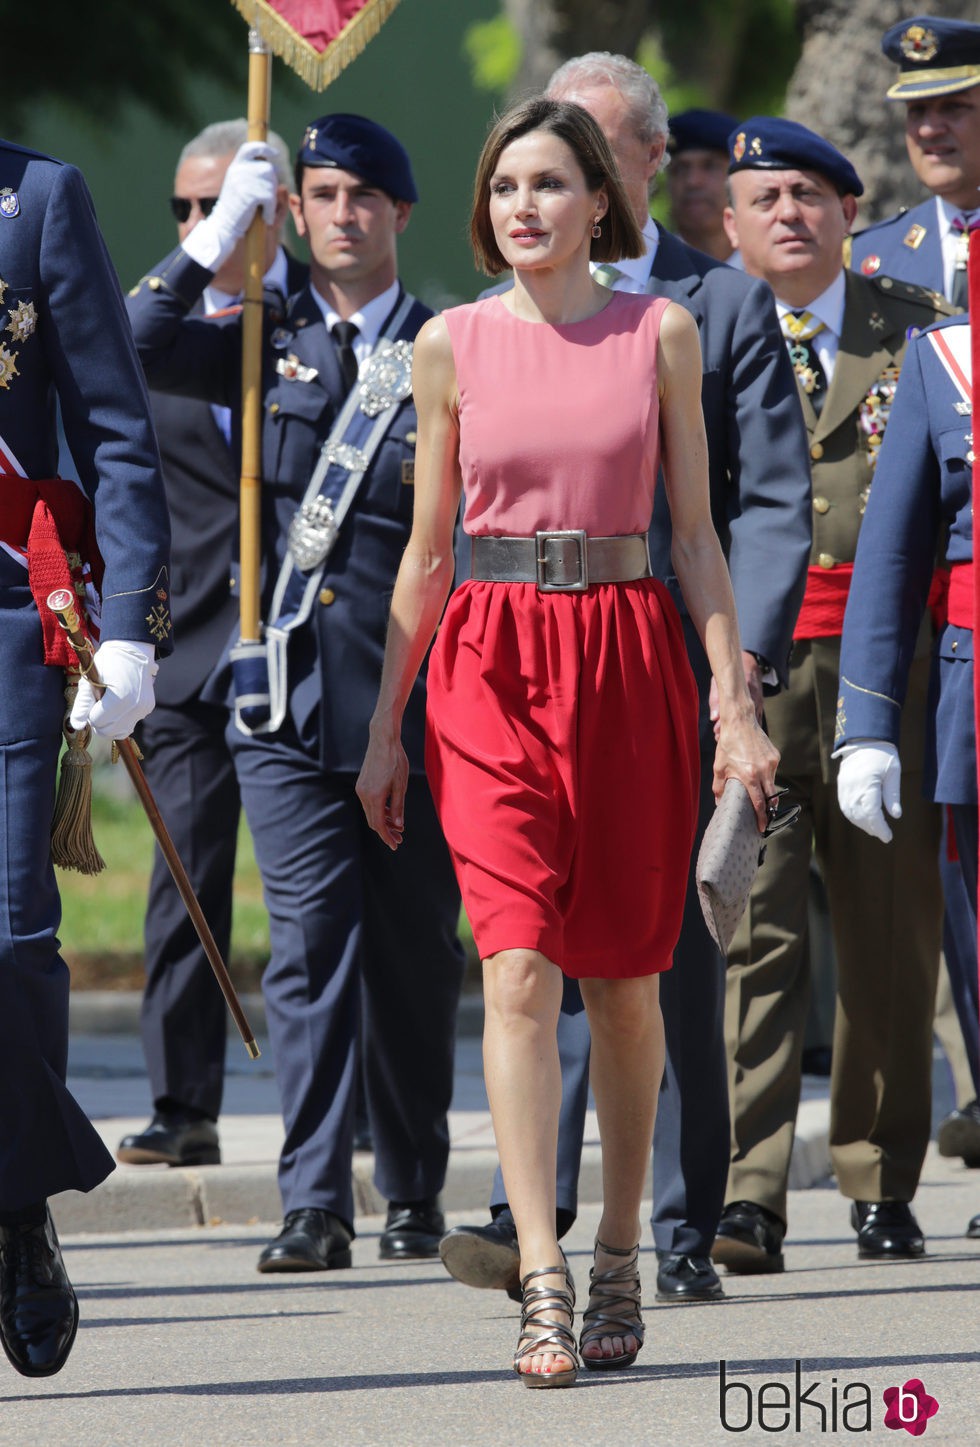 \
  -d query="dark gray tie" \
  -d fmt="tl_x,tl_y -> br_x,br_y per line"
331,320 -> 360,394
